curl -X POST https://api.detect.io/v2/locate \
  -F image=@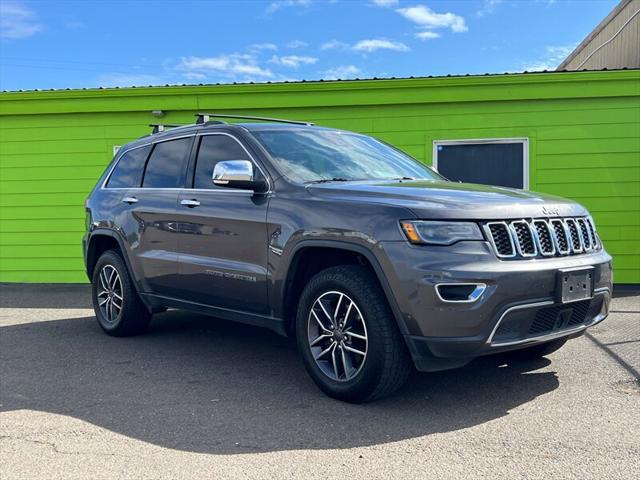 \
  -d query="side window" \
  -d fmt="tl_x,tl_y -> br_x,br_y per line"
142,137 -> 192,189
194,135 -> 251,189
106,145 -> 151,188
